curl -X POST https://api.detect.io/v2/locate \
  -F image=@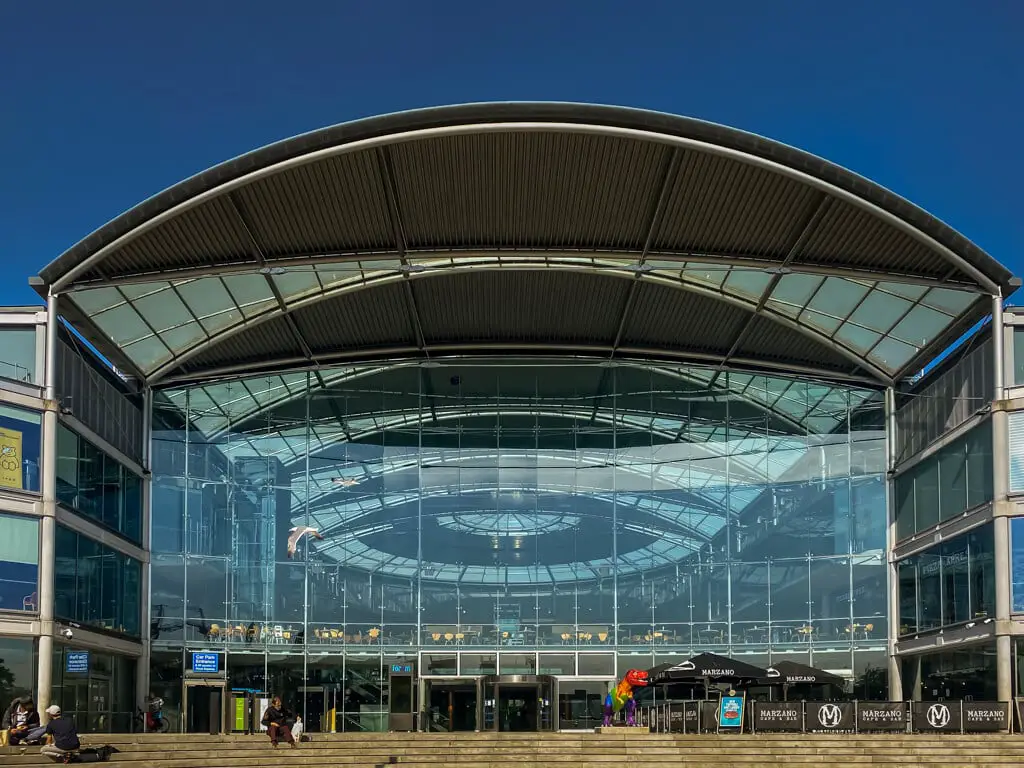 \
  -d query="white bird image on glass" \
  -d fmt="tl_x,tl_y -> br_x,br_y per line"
287,526 -> 324,558
330,477 -> 359,487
